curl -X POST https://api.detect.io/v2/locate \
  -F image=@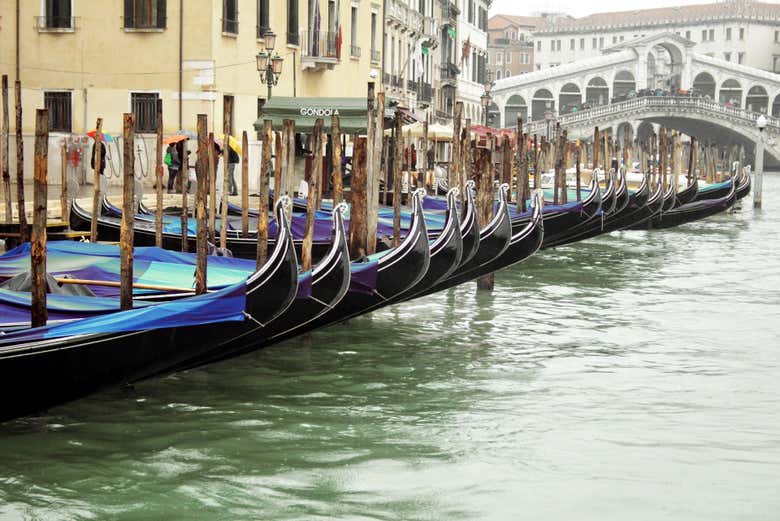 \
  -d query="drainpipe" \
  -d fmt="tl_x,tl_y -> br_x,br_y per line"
179,0 -> 183,130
